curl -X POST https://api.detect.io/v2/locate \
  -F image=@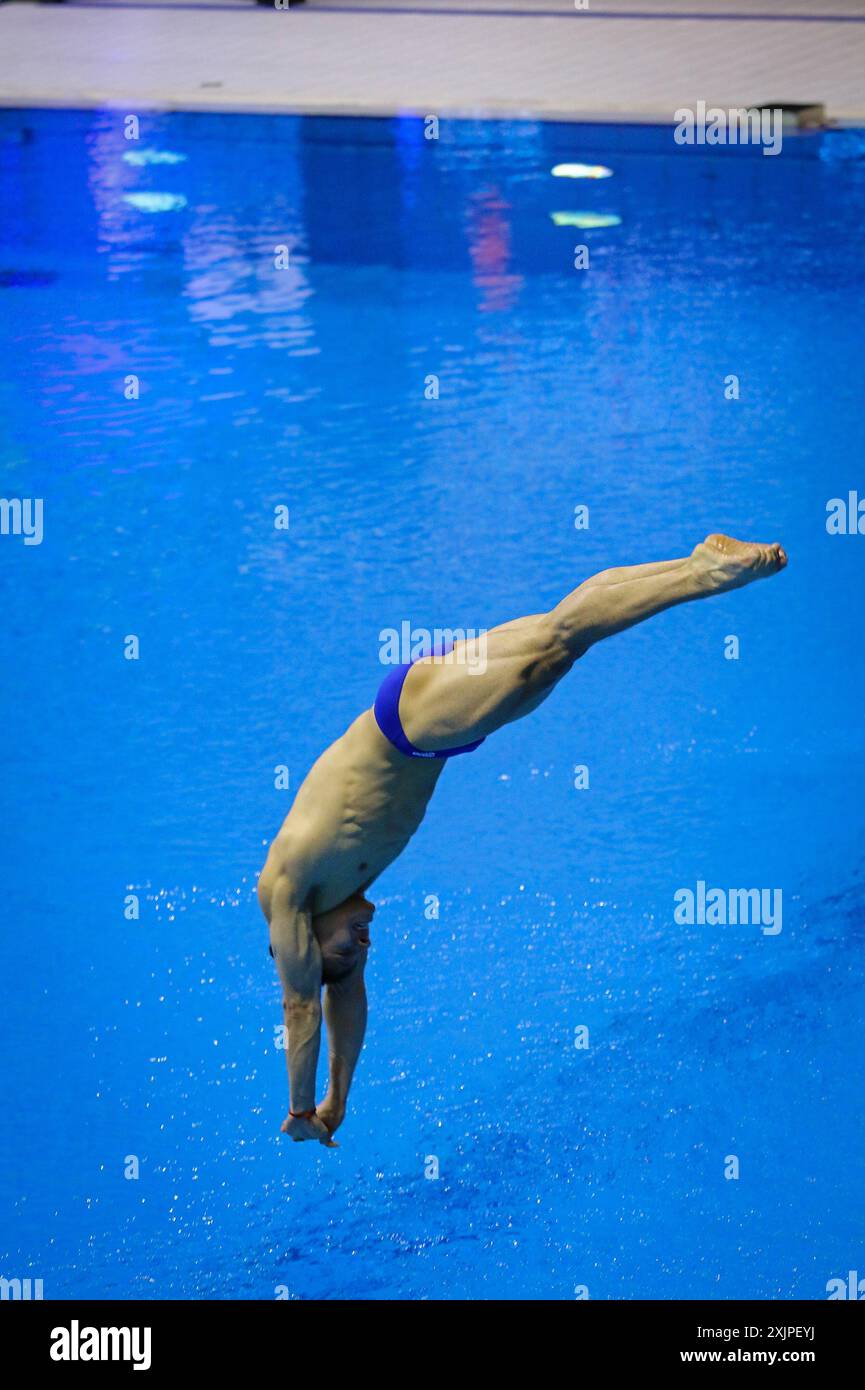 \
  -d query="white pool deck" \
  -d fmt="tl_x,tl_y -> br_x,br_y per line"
0,0 -> 863,125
